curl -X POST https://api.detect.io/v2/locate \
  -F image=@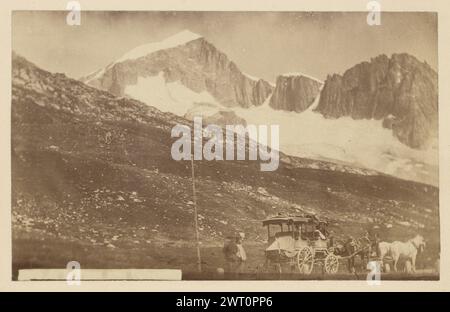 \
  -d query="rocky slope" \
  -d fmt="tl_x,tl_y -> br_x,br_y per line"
315,53 -> 438,149
82,30 -> 273,109
269,74 -> 322,112
12,53 -> 439,275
